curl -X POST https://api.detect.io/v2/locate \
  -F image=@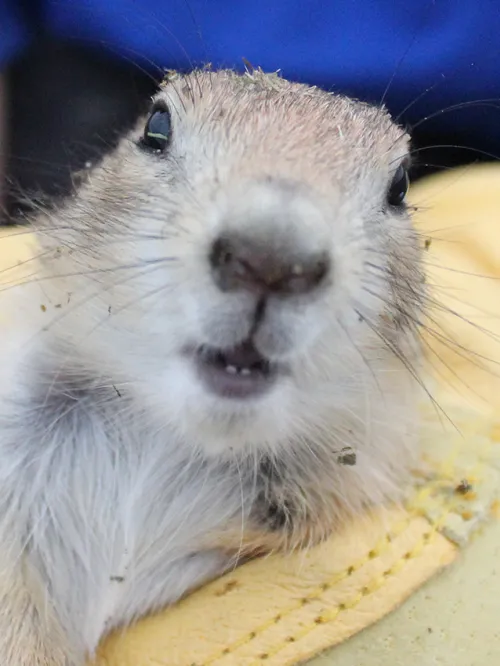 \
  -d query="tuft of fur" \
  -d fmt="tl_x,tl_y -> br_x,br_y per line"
0,69 -> 424,664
